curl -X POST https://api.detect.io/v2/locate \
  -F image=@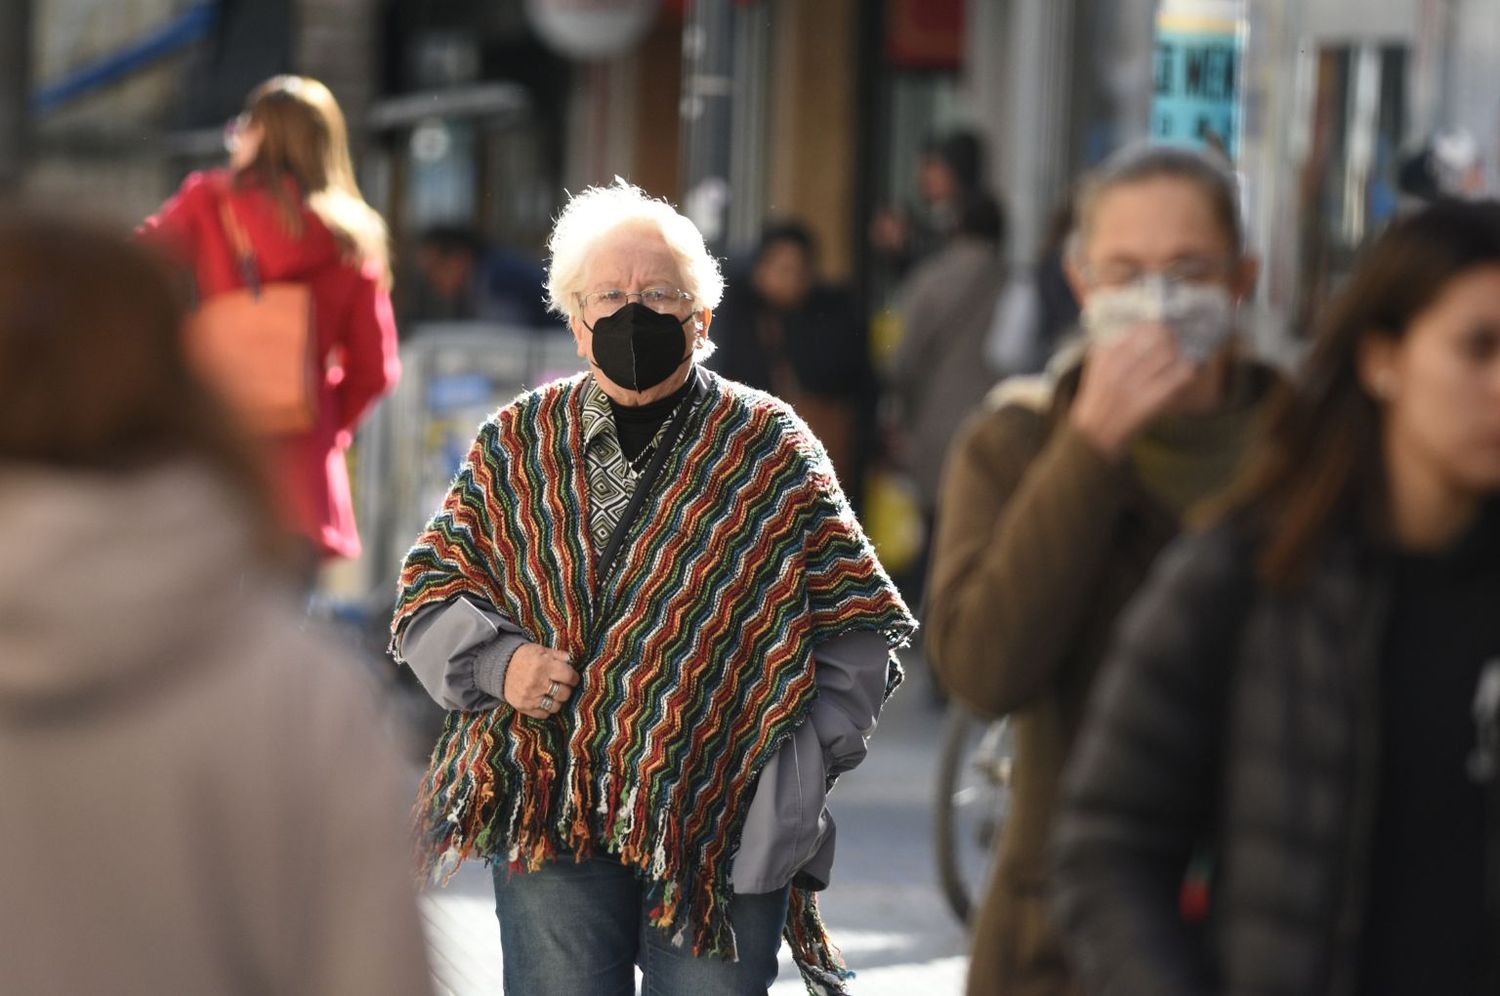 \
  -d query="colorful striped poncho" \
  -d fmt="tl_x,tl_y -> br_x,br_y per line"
391,370 -> 916,994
